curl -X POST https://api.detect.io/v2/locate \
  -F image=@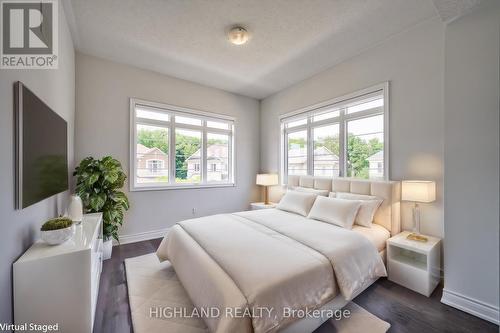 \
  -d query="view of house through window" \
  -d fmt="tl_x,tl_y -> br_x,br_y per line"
176,129 -> 202,183
206,133 -> 229,181
346,114 -> 384,179
282,88 -> 387,180
287,130 -> 308,175
313,124 -> 340,177
131,100 -> 234,190
136,124 -> 169,184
